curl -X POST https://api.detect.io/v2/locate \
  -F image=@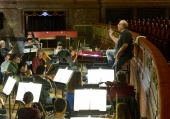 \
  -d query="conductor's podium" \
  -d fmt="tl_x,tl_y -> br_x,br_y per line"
77,50 -> 104,63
